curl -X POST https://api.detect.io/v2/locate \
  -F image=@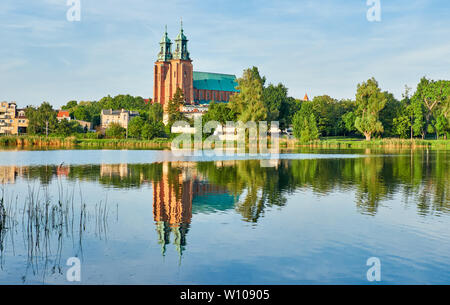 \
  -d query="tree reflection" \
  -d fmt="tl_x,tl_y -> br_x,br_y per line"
0,149 -> 449,265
